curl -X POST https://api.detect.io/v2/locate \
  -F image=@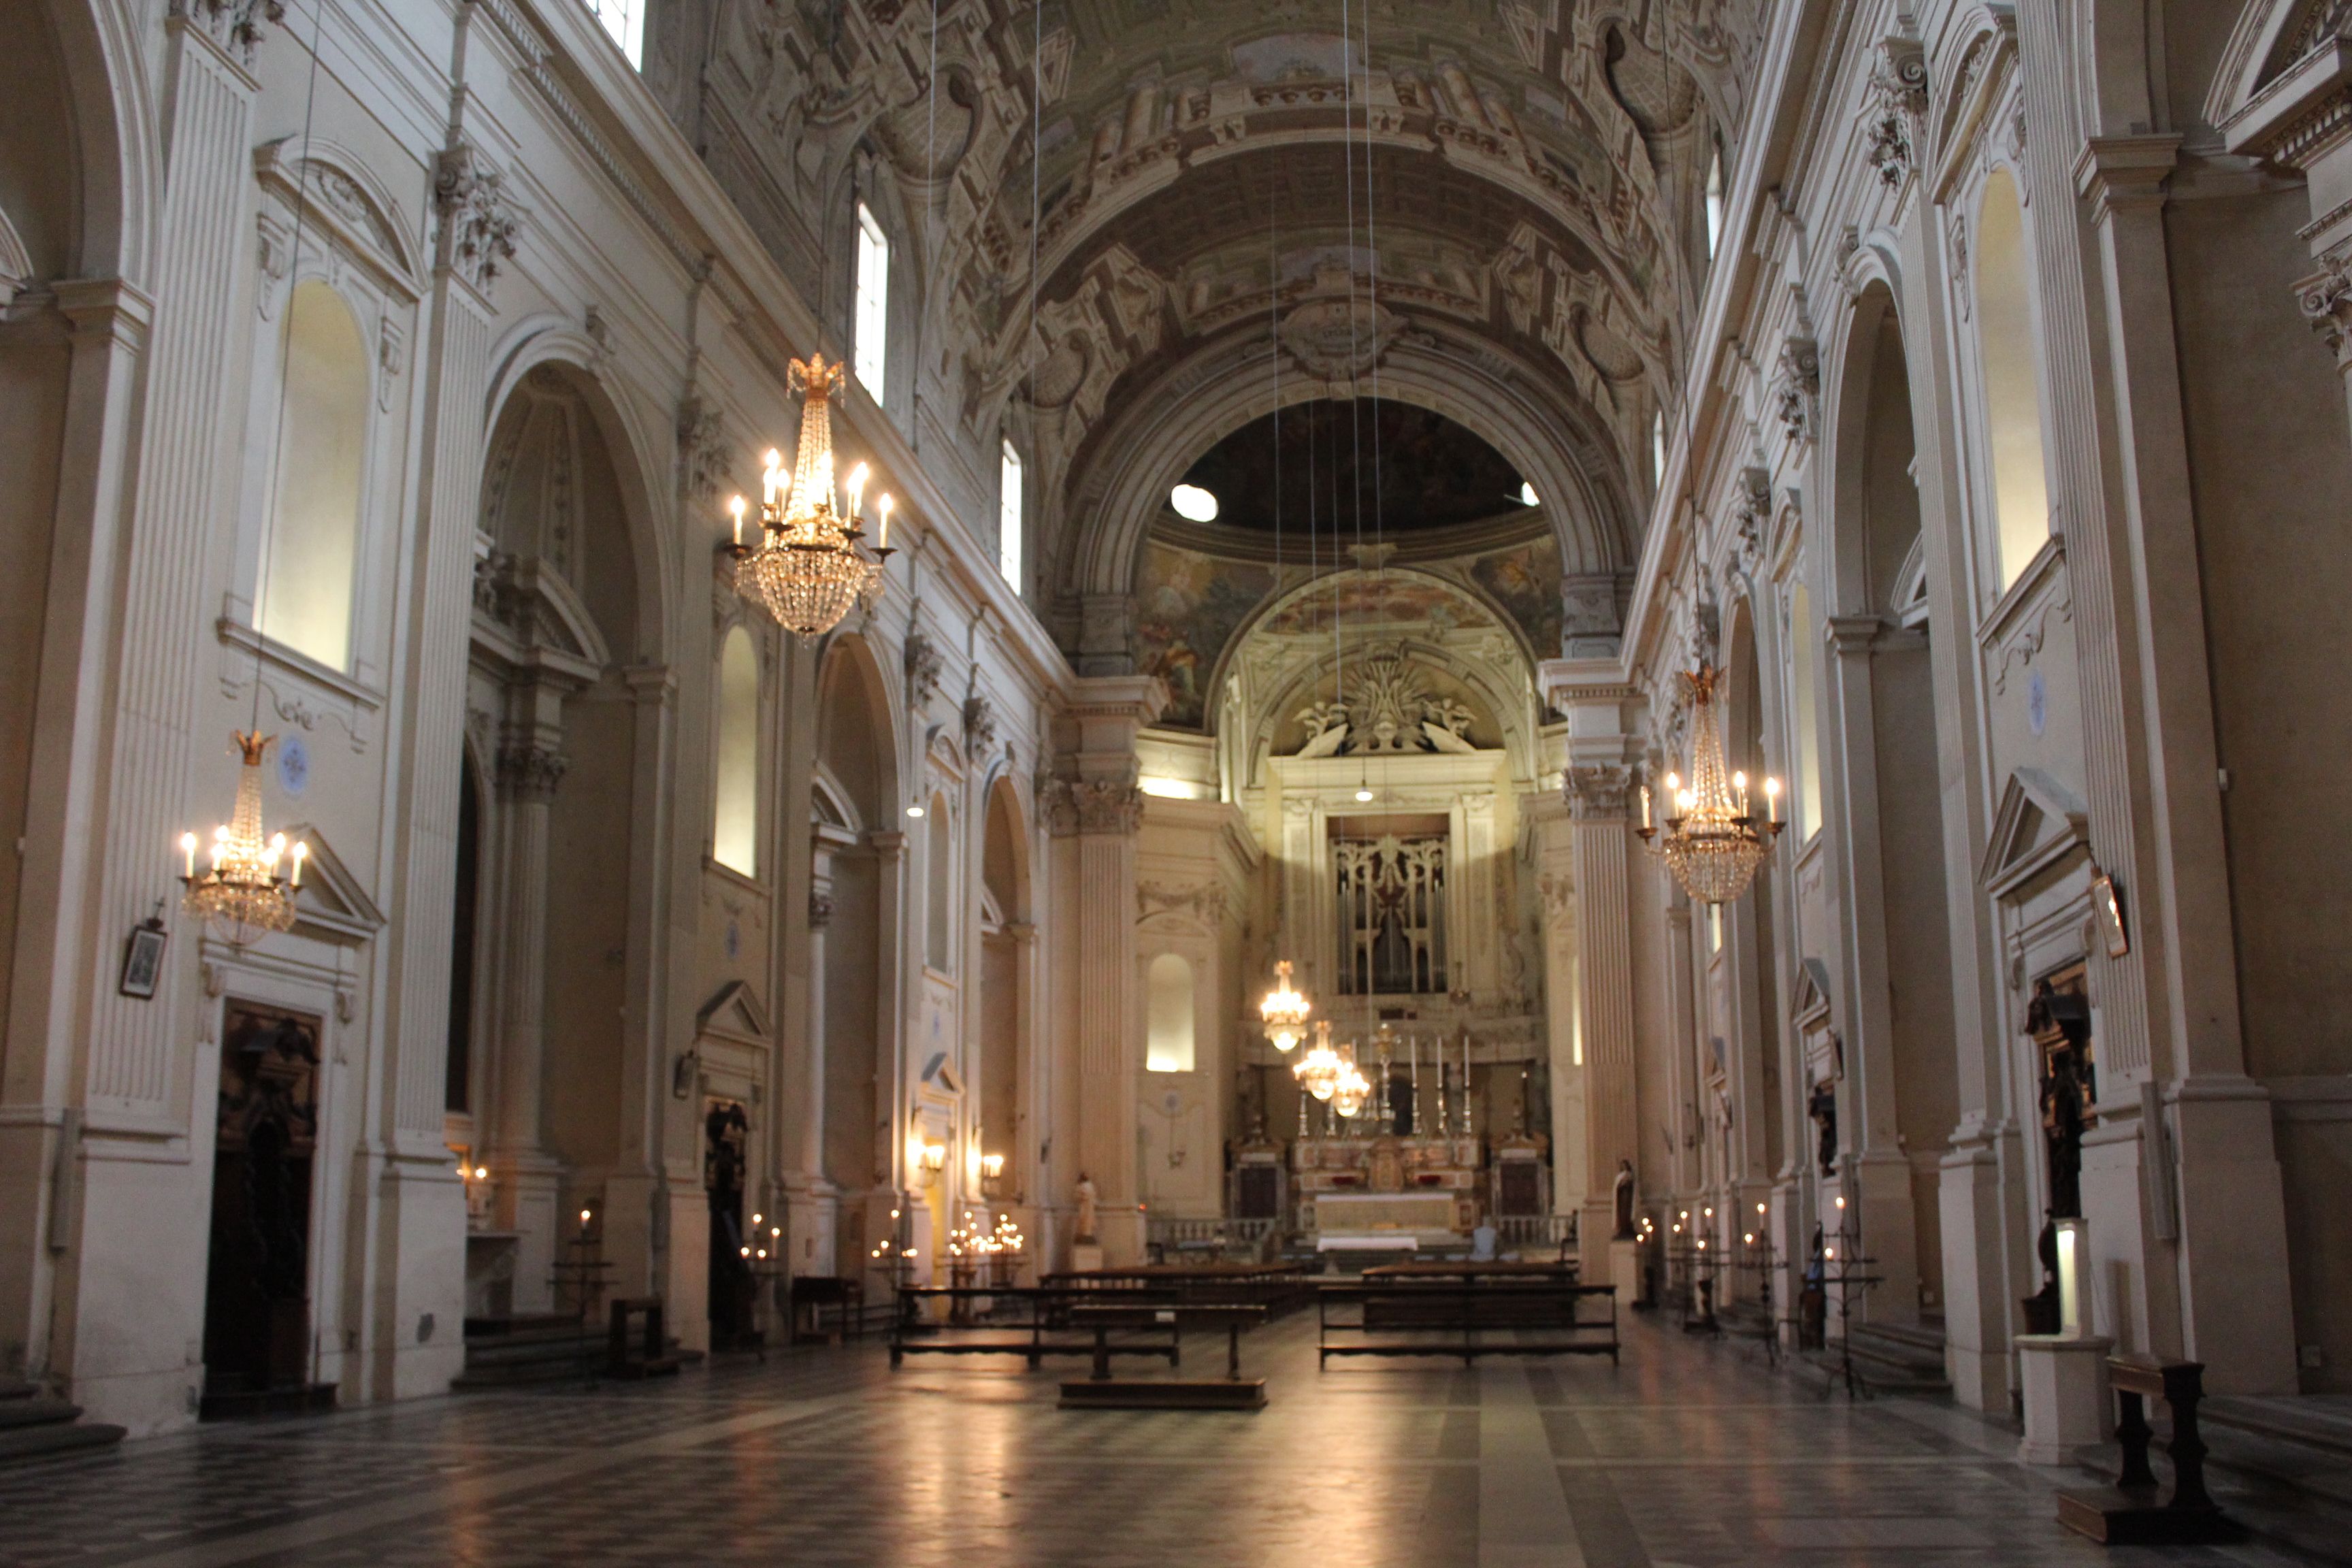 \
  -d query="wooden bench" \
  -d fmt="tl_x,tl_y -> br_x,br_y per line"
886,1285 -> 1180,1371
2056,1356 -> 2239,1545
1060,1302 -> 1269,1409
606,1298 -> 680,1379
1317,1279 -> 1618,1366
